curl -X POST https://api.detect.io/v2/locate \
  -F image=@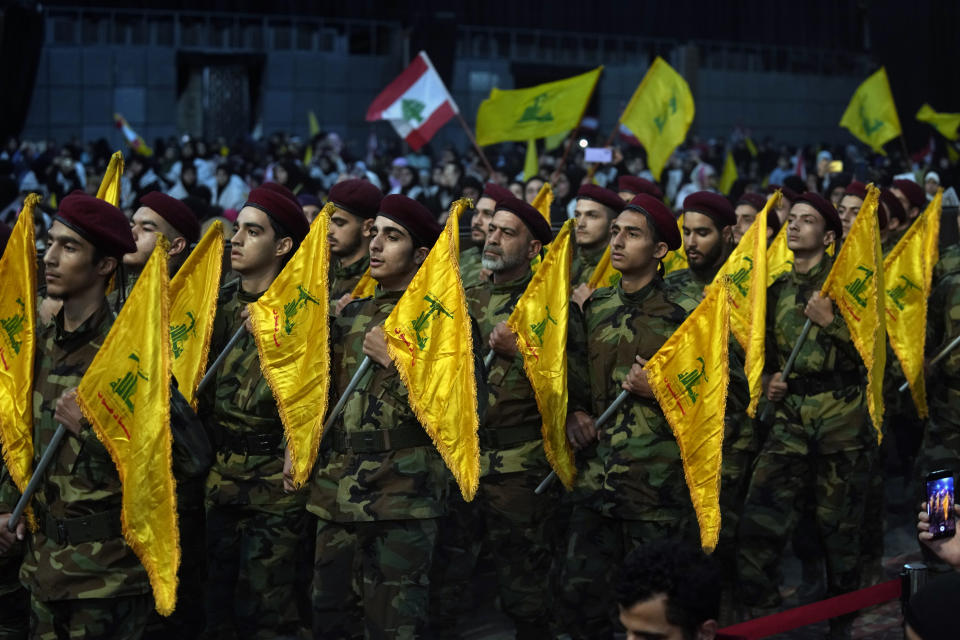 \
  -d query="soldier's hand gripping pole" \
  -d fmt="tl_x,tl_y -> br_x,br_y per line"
483,349 -> 495,370
534,389 -> 631,495
323,356 -> 372,432
7,424 -> 68,532
898,333 -> 960,393
196,326 -> 246,394
758,318 -> 813,423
